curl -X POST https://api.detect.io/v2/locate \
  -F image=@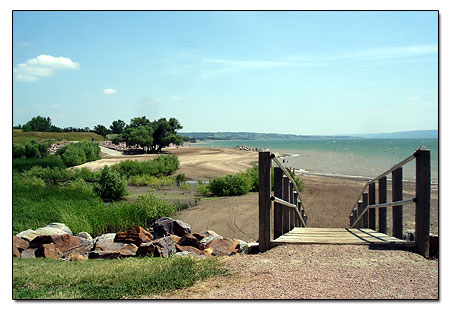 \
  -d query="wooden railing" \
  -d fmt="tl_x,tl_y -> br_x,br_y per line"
348,146 -> 431,257
258,152 -> 308,252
